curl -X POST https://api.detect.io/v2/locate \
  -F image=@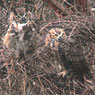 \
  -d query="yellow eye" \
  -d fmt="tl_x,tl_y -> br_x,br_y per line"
53,35 -> 57,39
